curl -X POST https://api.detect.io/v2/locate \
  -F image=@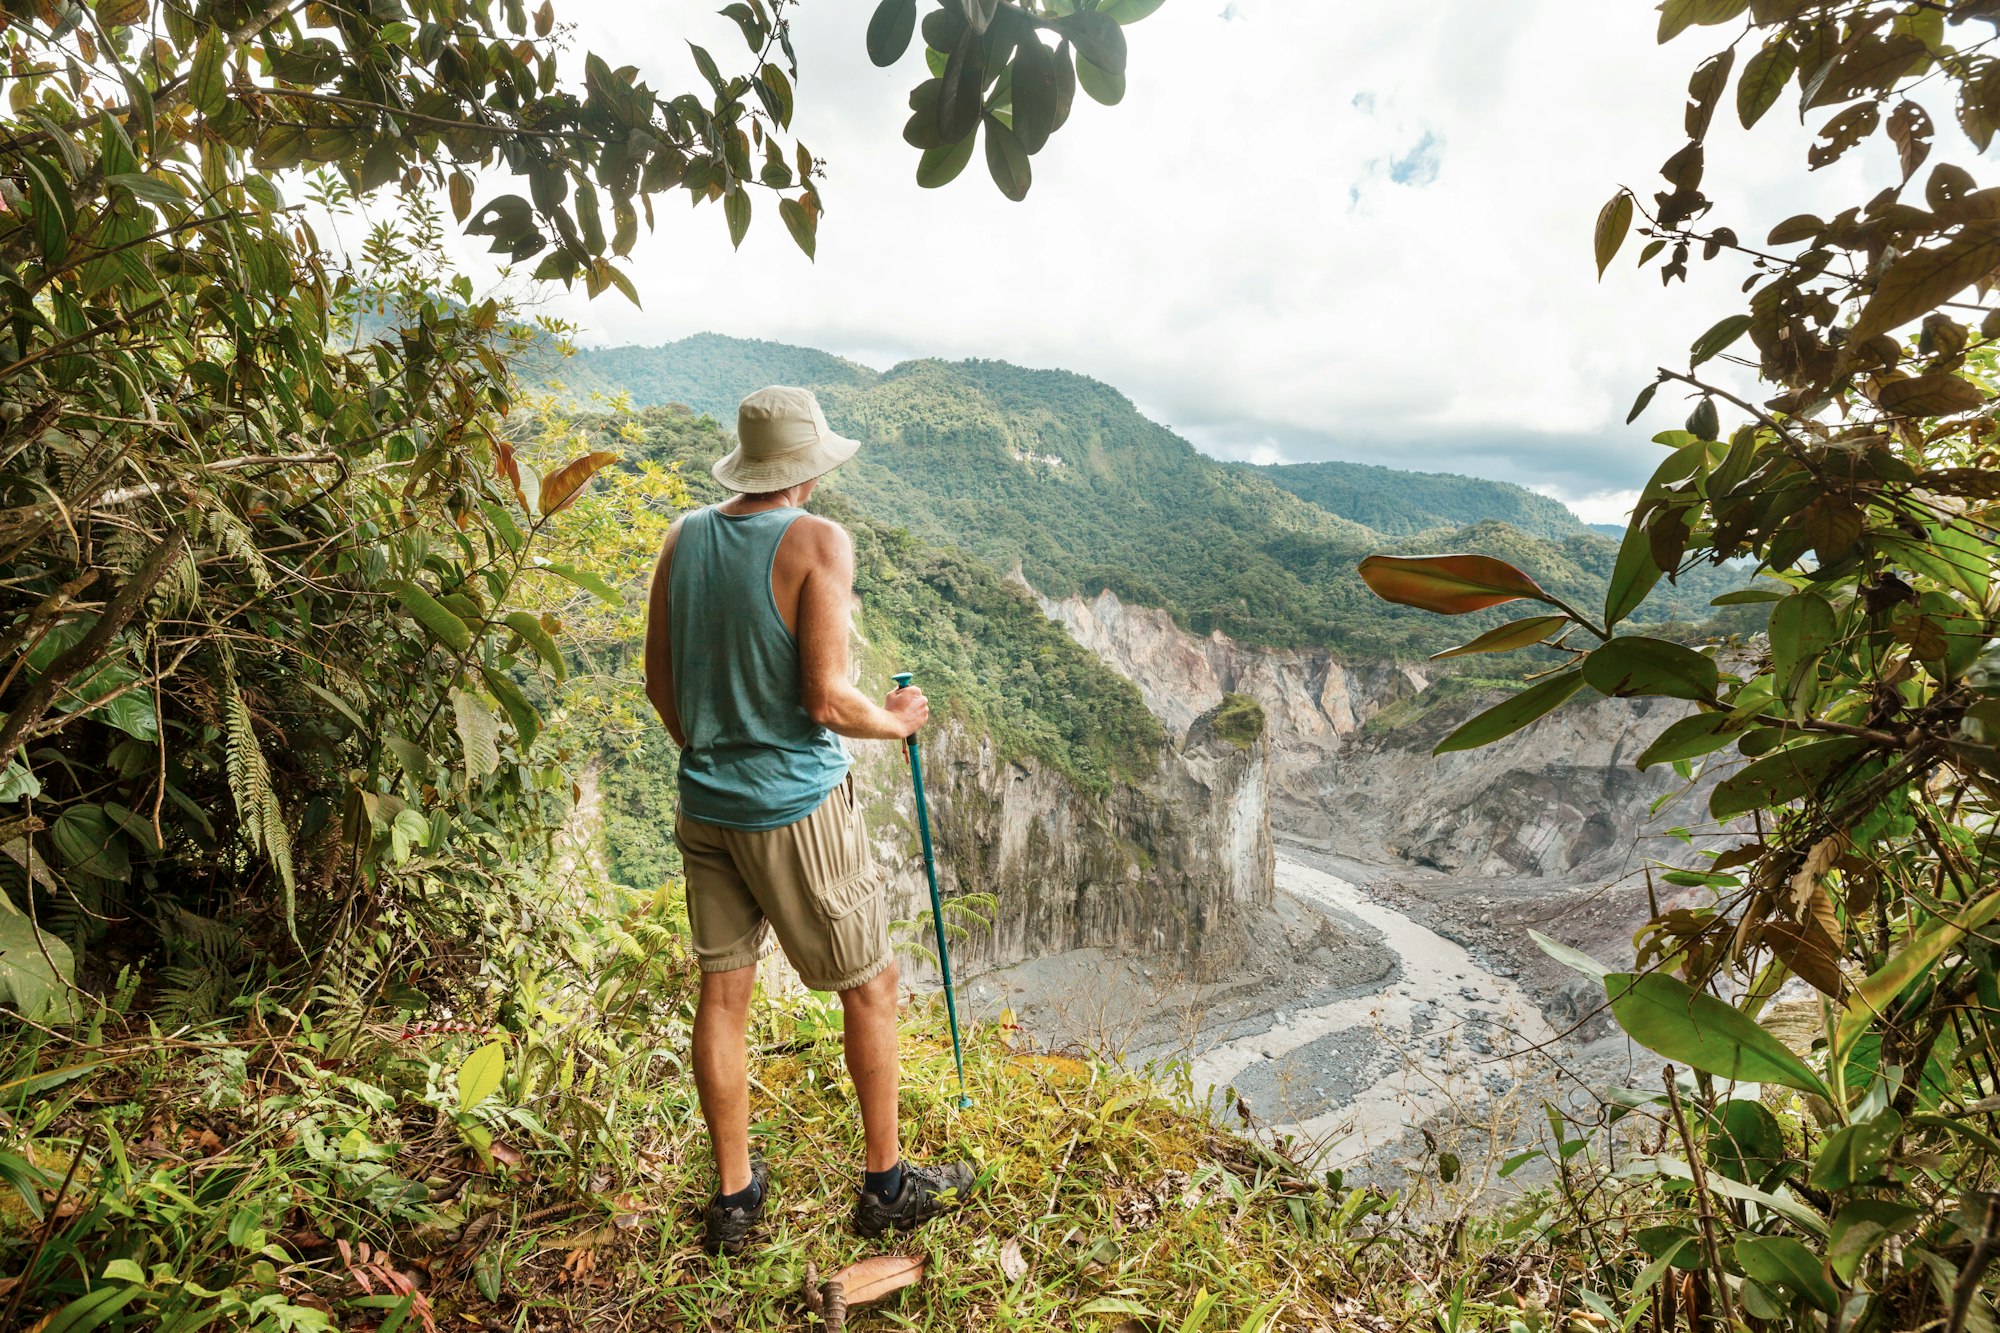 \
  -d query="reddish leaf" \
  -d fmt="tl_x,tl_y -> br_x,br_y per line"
832,1253 -> 927,1305
537,450 -> 619,517
1357,554 -> 1550,615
